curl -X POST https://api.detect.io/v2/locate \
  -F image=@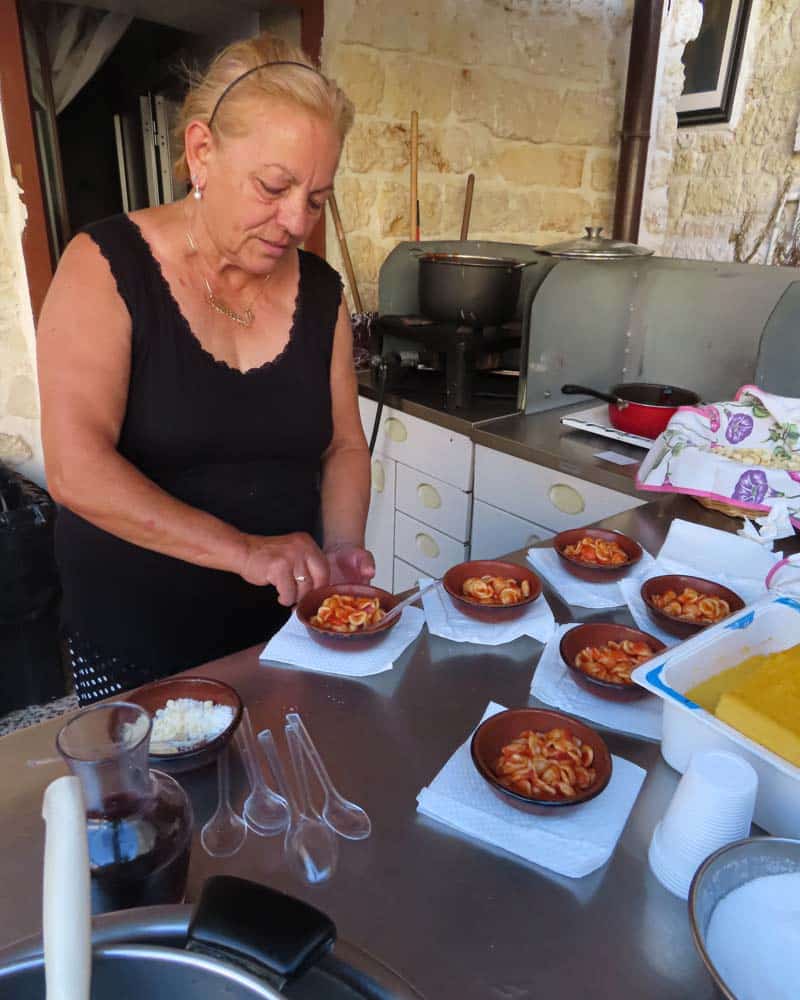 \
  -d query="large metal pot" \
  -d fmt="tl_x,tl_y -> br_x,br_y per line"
416,252 -> 531,327
0,876 -> 421,1000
